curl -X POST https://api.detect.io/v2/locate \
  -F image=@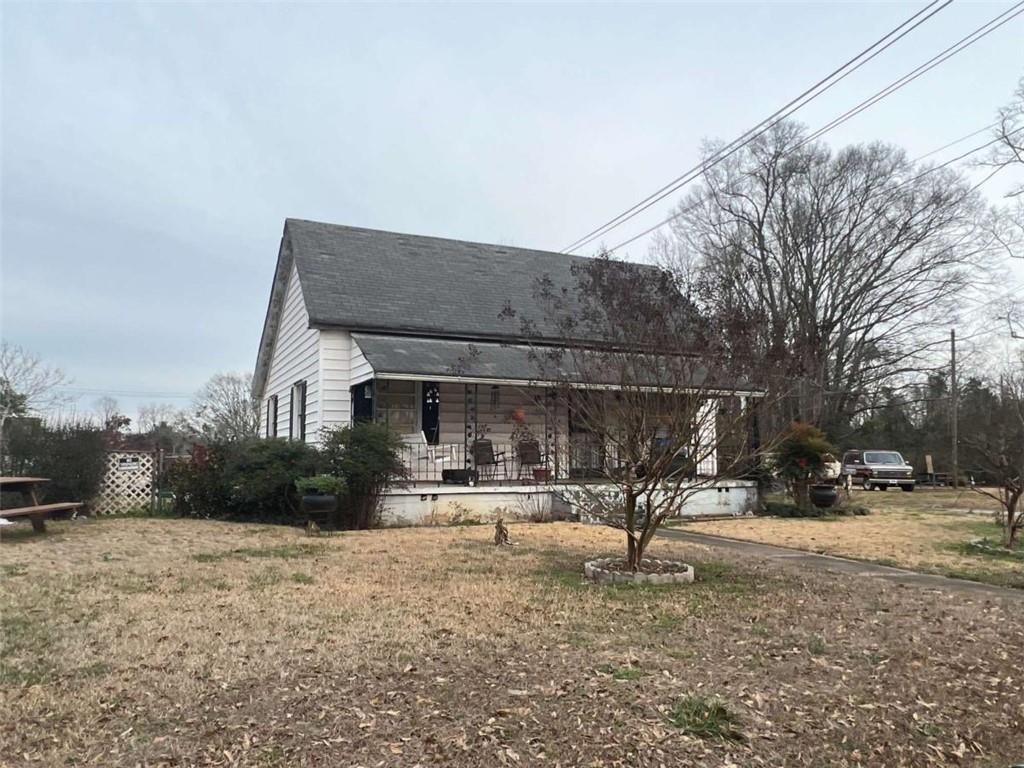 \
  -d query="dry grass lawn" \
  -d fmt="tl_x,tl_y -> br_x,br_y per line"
679,488 -> 1024,589
1,517 -> 1022,767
